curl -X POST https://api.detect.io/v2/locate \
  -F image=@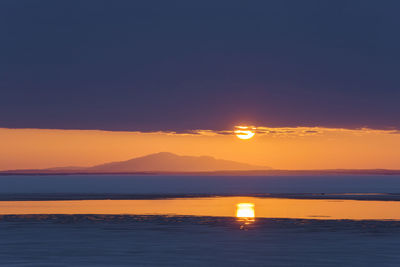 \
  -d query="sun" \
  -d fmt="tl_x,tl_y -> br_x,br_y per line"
234,126 -> 256,140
